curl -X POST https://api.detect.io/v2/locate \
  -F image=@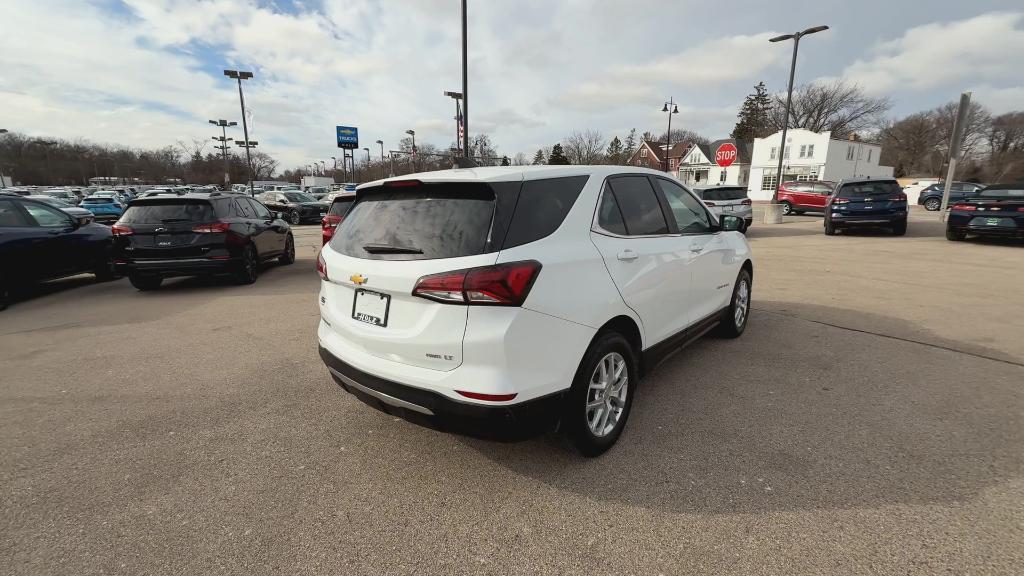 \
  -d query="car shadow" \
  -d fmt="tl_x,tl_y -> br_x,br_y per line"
744,224 -> 823,238
456,301 -> 1024,515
